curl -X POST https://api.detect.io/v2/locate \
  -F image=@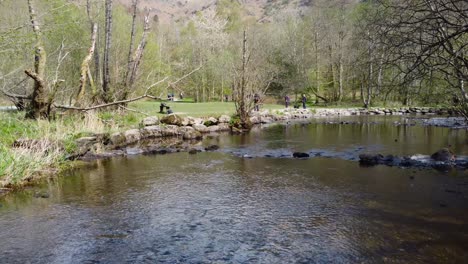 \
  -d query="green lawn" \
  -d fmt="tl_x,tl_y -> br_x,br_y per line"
130,101 -> 285,117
